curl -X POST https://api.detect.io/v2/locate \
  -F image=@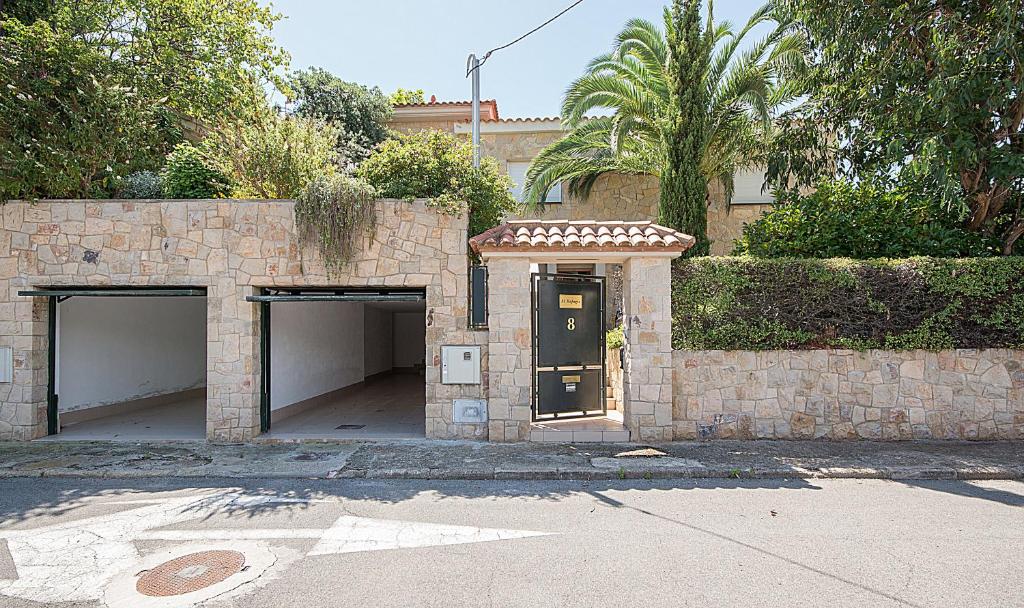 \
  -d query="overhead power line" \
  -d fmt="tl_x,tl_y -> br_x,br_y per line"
467,0 -> 586,76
